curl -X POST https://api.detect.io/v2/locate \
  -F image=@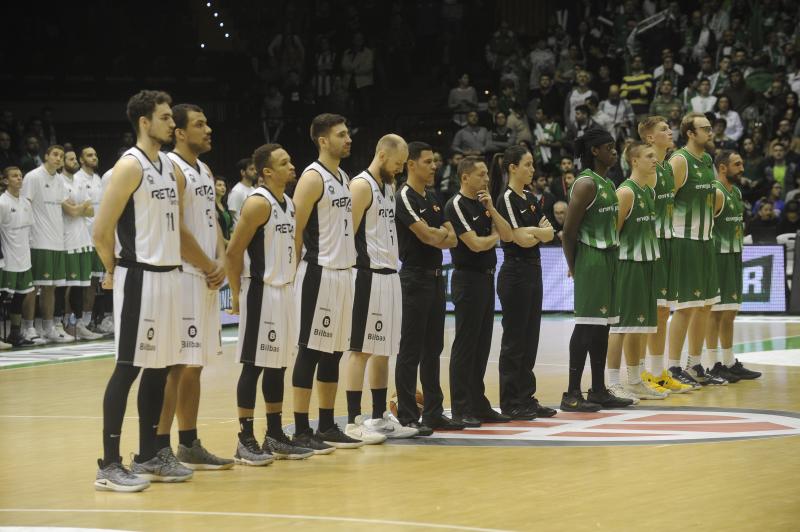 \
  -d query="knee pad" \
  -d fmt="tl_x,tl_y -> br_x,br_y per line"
292,346 -> 321,388
316,351 -> 343,383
